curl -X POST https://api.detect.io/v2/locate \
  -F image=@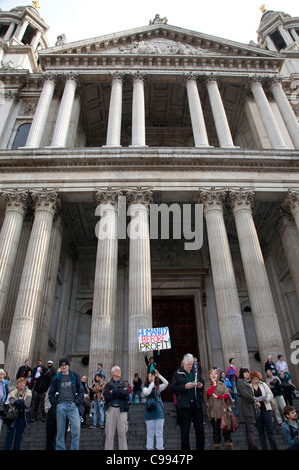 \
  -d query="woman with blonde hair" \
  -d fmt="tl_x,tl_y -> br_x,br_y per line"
251,370 -> 278,450
4,377 -> 32,450
204,368 -> 233,450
